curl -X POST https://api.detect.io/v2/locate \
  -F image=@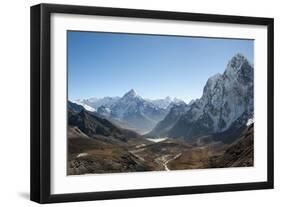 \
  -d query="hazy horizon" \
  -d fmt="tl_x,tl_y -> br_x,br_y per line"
71,88 -> 190,103
68,31 -> 253,102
